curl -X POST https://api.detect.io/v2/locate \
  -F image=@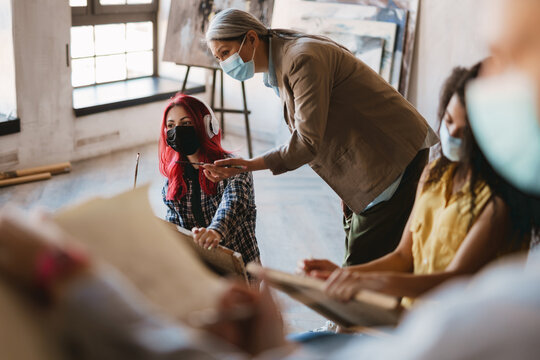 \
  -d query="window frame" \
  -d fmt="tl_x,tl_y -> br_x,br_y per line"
93,0 -> 157,14
70,0 -> 159,88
